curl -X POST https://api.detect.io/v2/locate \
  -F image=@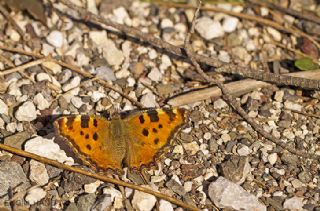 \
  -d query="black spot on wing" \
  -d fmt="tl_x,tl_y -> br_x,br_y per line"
147,110 -> 159,122
93,119 -> 98,127
81,116 -> 90,128
163,108 -> 176,121
142,128 -> 149,137
139,115 -> 145,124
93,132 -> 98,141
158,124 -> 163,129
86,144 -> 91,150
152,128 -> 158,133
154,138 -> 159,145
85,134 -> 89,139
80,131 -> 84,136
